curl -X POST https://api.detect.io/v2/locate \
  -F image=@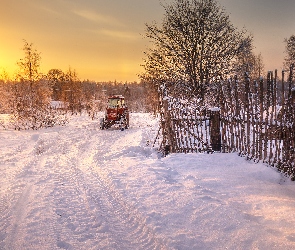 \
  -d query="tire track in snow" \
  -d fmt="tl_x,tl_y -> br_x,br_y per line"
77,166 -> 167,250
0,154 -> 41,250
1,129 -> 78,250
54,125 -> 168,249
1,115 -> 168,249
3,184 -> 33,250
